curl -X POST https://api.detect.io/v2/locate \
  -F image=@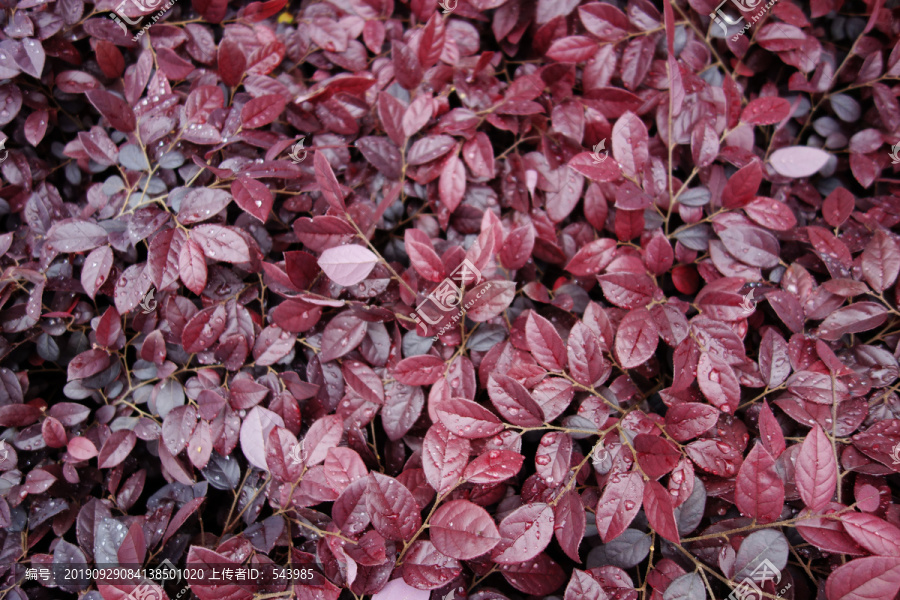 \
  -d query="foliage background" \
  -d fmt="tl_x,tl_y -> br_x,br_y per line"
0,0 -> 898,598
